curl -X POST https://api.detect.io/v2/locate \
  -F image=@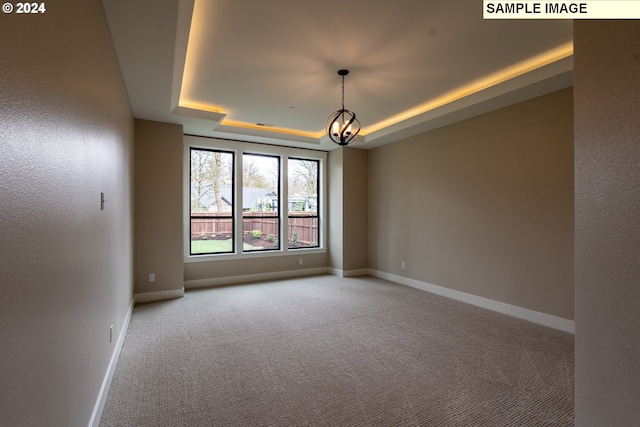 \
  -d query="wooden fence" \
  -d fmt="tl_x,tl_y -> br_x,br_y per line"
191,212 -> 318,245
